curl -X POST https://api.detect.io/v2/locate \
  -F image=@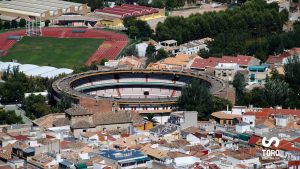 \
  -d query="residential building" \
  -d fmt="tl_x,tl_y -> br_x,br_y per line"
214,63 -> 239,82
248,65 -> 268,84
99,149 -> 151,169
190,55 -> 260,71
167,111 -> 198,130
